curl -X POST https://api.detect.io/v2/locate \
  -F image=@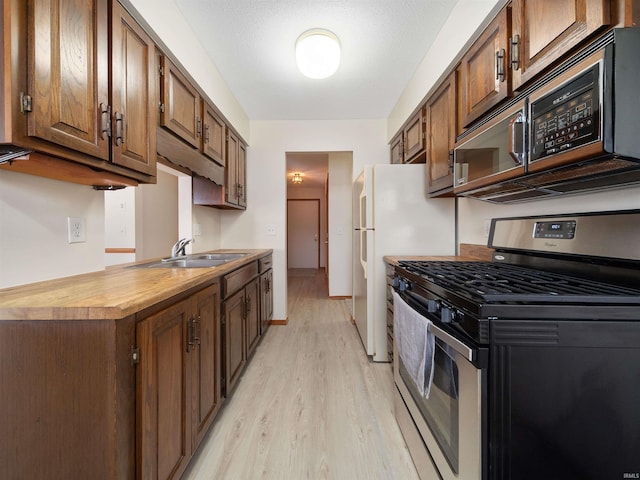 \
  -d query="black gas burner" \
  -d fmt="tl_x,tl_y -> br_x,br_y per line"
397,260 -> 640,305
